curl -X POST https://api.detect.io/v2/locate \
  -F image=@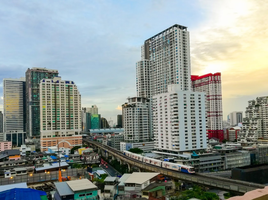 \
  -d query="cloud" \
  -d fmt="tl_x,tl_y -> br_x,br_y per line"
116,105 -> 122,111
190,0 -> 268,118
